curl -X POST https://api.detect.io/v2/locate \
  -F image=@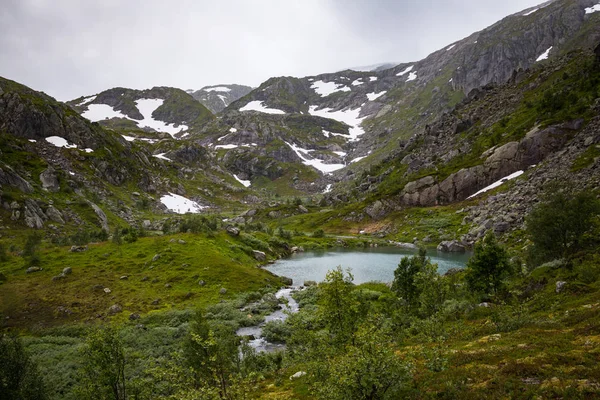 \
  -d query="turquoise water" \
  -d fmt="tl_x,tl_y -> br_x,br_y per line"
265,247 -> 471,285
